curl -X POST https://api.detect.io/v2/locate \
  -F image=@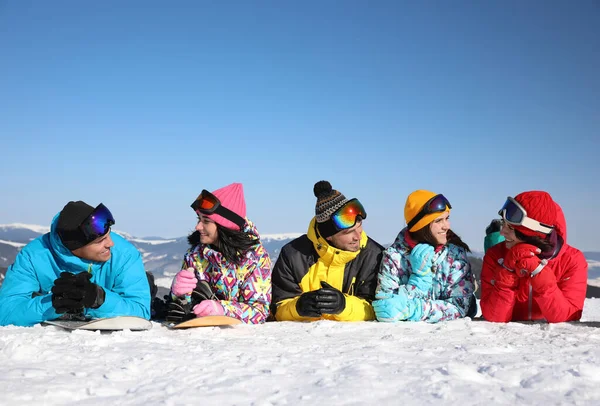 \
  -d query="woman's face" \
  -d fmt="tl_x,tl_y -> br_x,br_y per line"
195,214 -> 219,245
499,220 -> 523,249
429,211 -> 450,245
